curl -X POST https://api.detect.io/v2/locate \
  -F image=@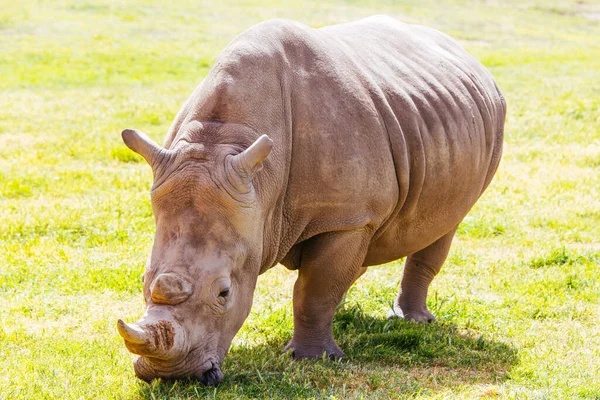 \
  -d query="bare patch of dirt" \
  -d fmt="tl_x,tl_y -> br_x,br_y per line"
578,1 -> 600,20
